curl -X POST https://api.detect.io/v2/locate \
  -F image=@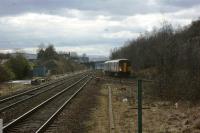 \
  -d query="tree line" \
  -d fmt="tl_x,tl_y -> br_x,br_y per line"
37,45 -> 85,74
0,45 -> 86,82
0,54 -> 30,81
111,19 -> 200,101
